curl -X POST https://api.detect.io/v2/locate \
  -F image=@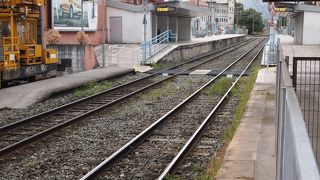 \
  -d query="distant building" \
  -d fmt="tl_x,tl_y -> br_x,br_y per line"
213,0 -> 229,34
190,0 -> 235,36
228,0 -> 235,27
188,0 -> 212,37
